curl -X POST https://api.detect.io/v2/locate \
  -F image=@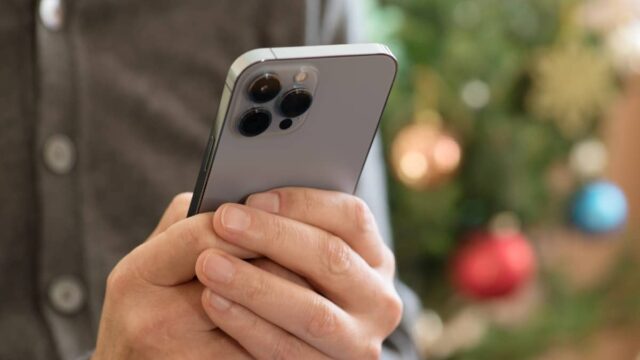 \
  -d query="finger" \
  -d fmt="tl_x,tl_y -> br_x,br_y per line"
212,204 -> 385,306
150,193 -> 193,238
202,289 -> 332,360
246,188 -> 394,272
126,212 -> 257,287
196,252 -> 355,359
251,258 -> 312,289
